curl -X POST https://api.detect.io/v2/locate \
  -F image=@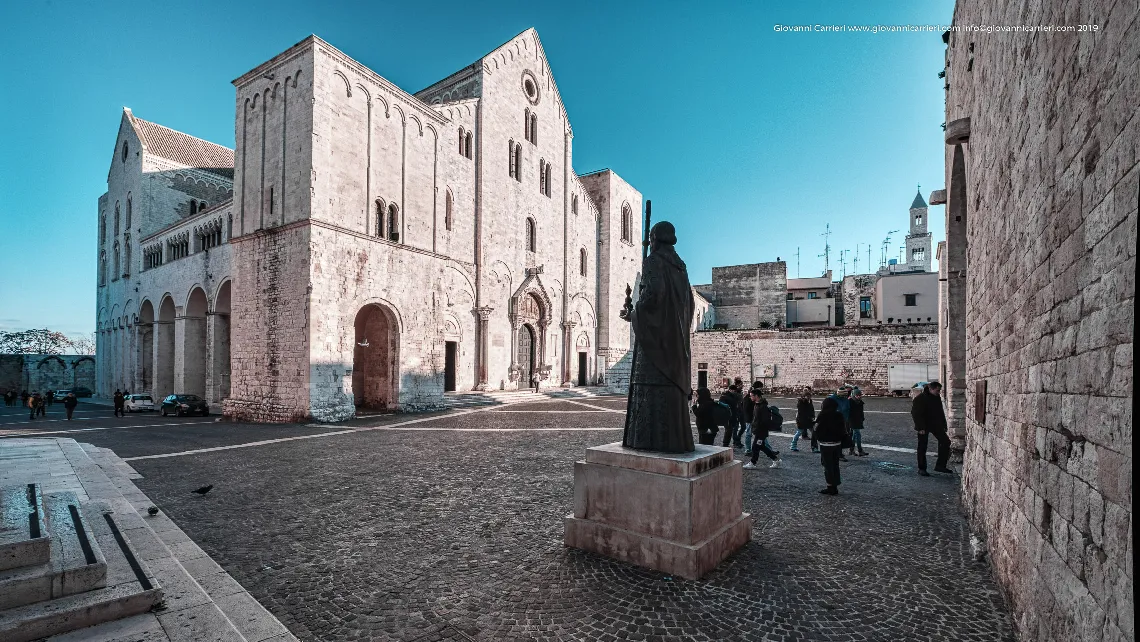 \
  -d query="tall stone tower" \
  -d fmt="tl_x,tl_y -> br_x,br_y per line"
904,189 -> 932,272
